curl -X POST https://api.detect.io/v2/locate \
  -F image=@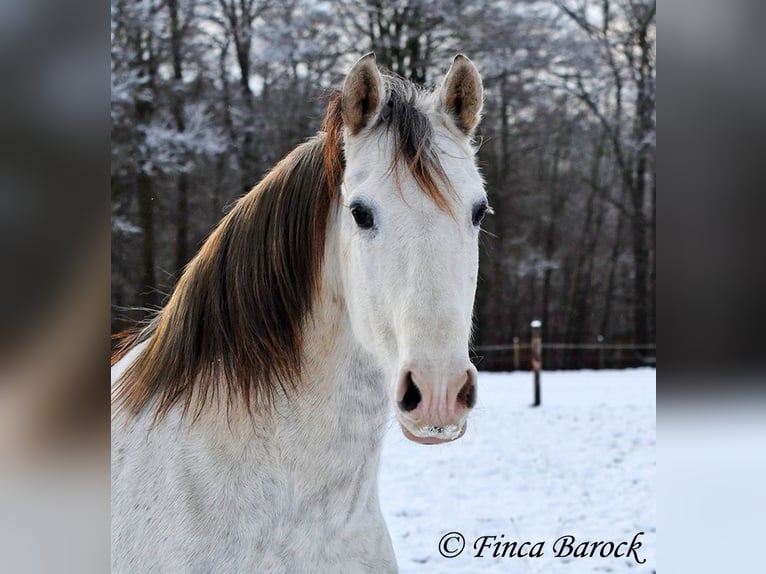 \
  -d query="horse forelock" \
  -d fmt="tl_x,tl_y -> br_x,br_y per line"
326,75 -> 456,213
378,75 -> 455,214
113,77 -> 457,422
